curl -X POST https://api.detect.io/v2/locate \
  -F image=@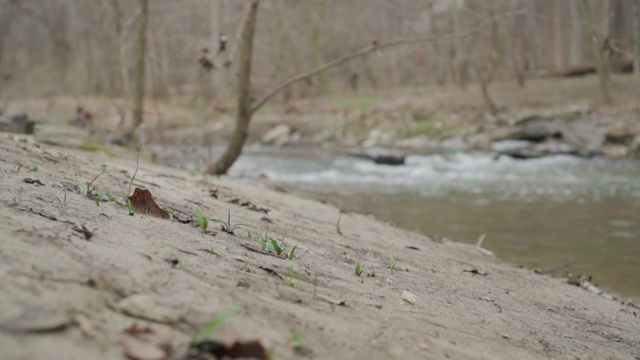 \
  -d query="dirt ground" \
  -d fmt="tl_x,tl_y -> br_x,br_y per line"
1,132 -> 639,360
